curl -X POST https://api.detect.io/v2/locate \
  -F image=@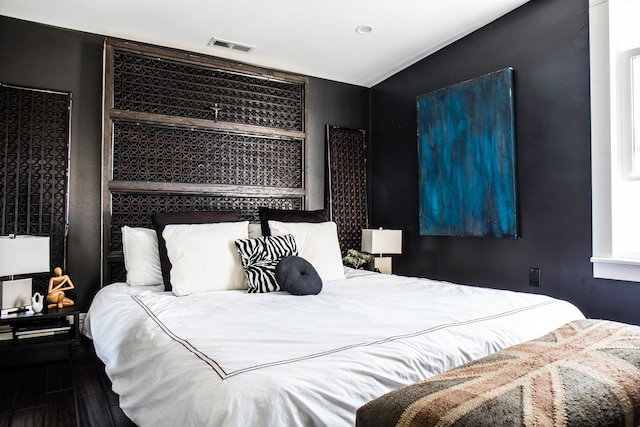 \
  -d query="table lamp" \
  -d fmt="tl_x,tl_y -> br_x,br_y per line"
361,228 -> 402,274
0,235 -> 50,314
